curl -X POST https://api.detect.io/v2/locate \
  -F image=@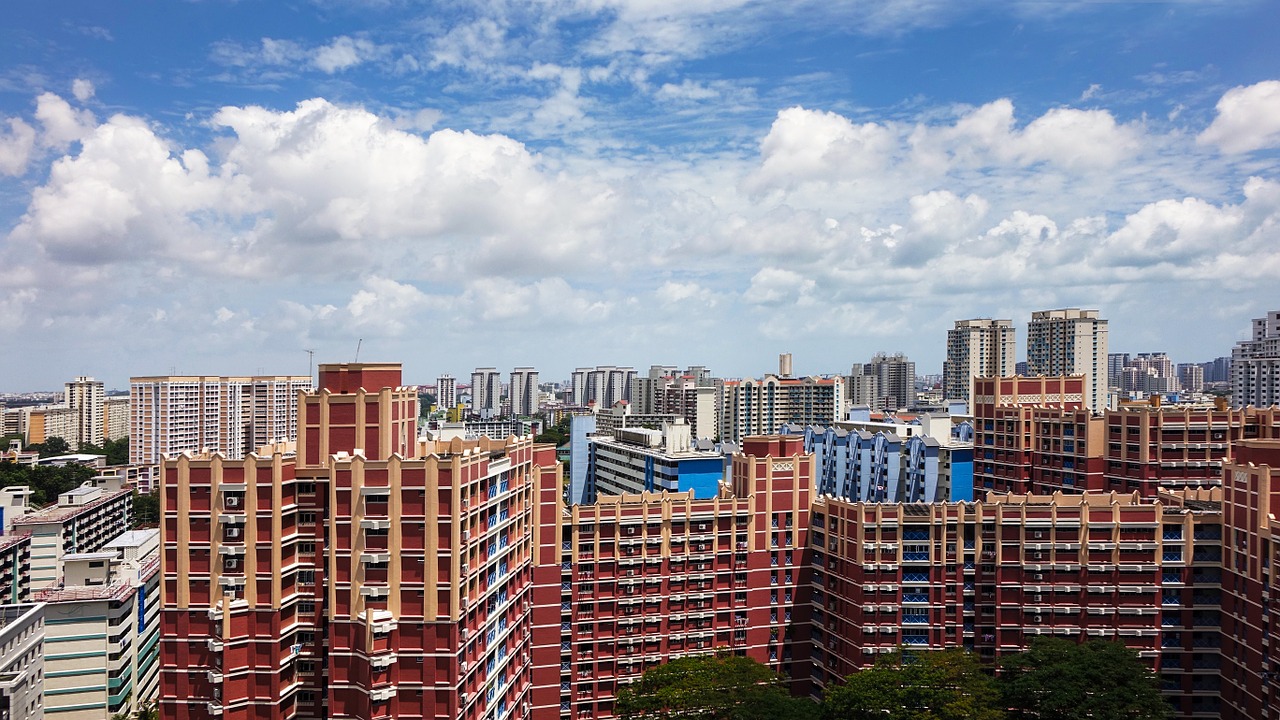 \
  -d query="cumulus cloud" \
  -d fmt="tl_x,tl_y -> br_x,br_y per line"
312,36 -> 382,74
1198,80 -> 1280,154
34,93 -> 96,149
71,78 -> 95,102
0,117 -> 36,176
